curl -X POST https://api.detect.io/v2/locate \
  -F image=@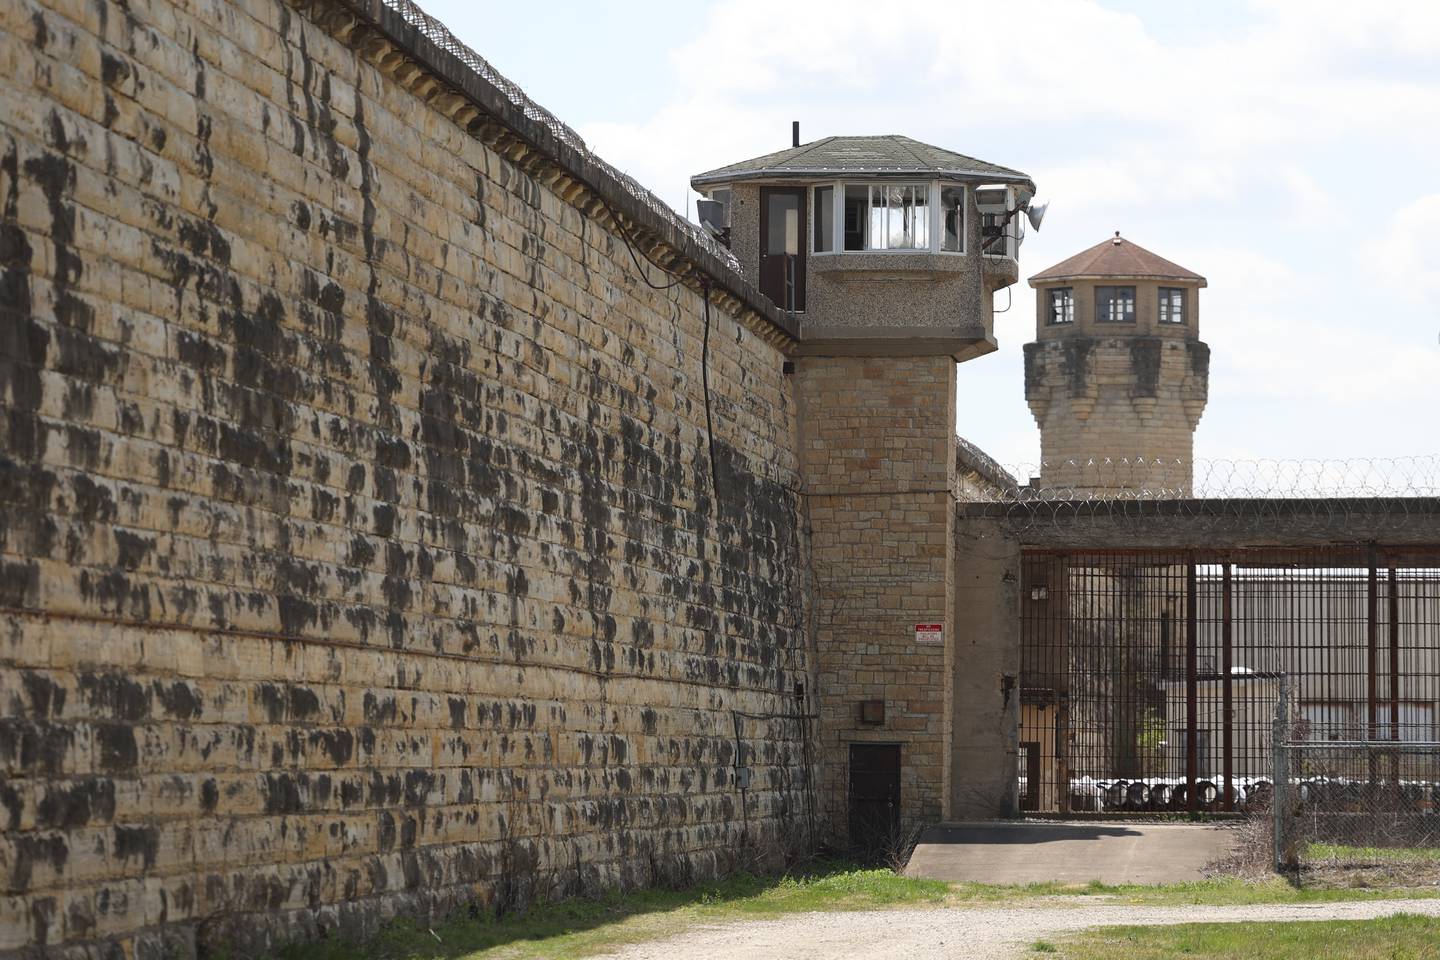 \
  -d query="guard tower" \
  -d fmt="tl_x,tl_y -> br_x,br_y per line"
691,133 -> 1037,360
692,134 -> 1040,837
1025,233 -> 1210,493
